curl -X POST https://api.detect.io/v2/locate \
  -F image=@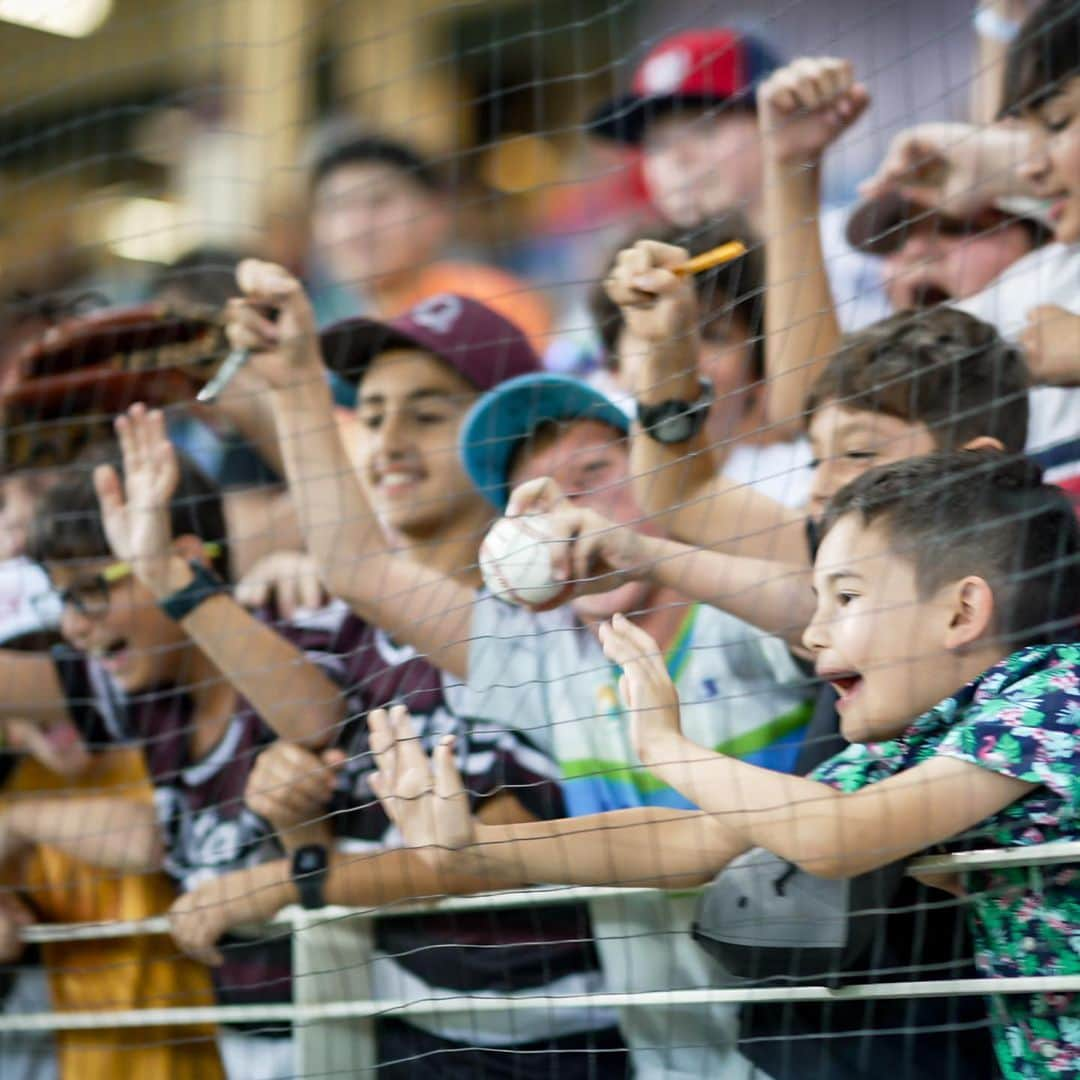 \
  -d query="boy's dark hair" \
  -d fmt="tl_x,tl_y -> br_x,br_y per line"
1000,0 -> 1080,117
821,450 -> 1080,645
28,442 -> 231,582
589,214 -> 765,378
805,308 -> 1028,453
310,134 -> 443,196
